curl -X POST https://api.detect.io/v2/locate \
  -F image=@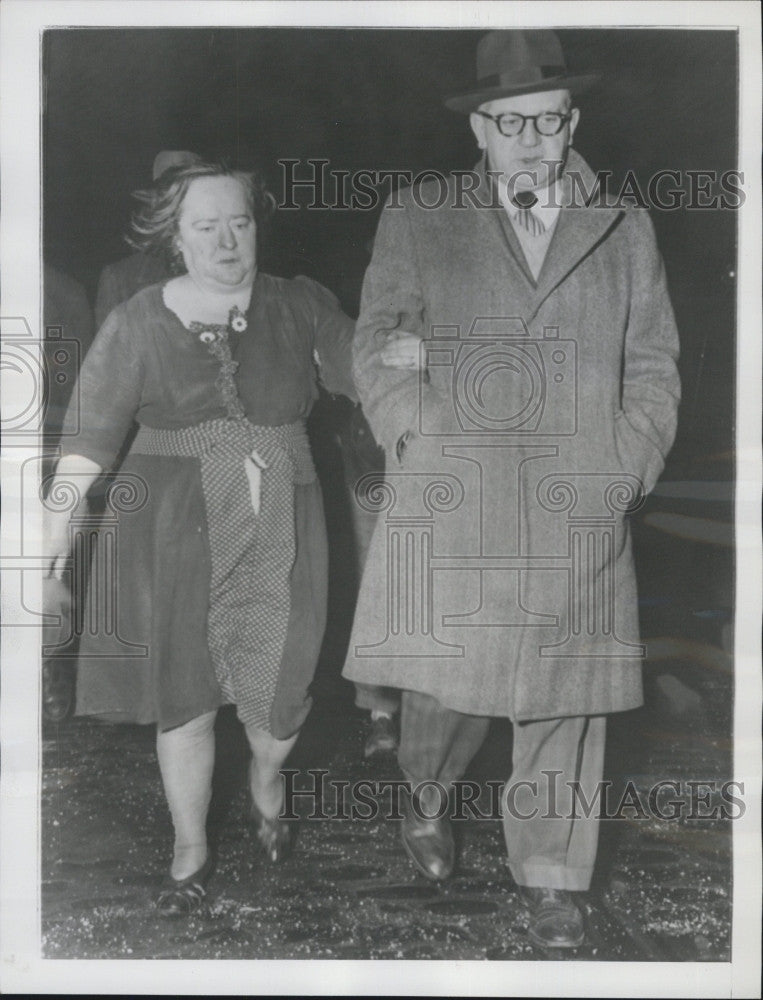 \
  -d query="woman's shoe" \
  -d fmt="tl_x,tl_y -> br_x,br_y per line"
248,799 -> 292,863
155,854 -> 214,918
